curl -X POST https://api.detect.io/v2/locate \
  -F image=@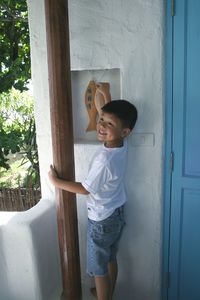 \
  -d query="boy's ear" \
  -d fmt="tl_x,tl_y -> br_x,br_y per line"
122,128 -> 131,137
